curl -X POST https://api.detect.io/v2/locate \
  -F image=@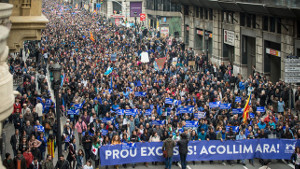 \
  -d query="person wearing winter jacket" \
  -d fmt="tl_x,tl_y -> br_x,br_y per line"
75,118 -> 87,146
